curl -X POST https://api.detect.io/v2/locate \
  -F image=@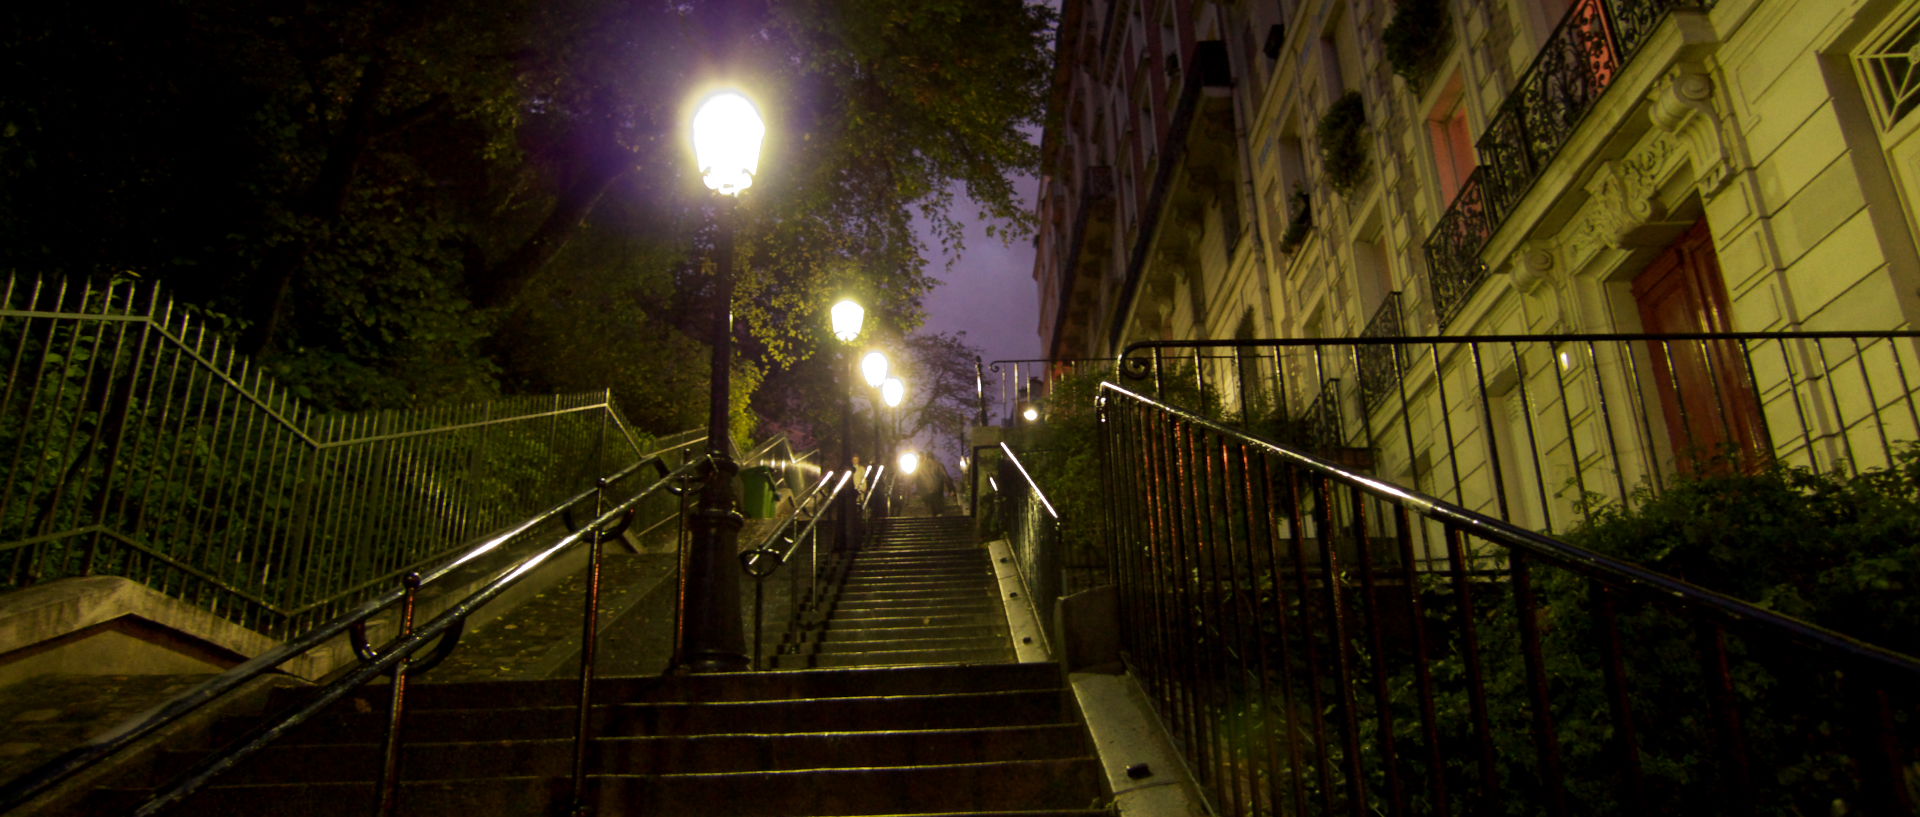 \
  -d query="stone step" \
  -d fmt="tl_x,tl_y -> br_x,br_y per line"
269,663 -> 1065,712
120,758 -> 1104,817
810,635 -> 1009,655
795,623 -> 1009,644
192,724 -> 1093,784
772,646 -> 1015,669
244,688 -> 1070,744
818,612 -> 1003,629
